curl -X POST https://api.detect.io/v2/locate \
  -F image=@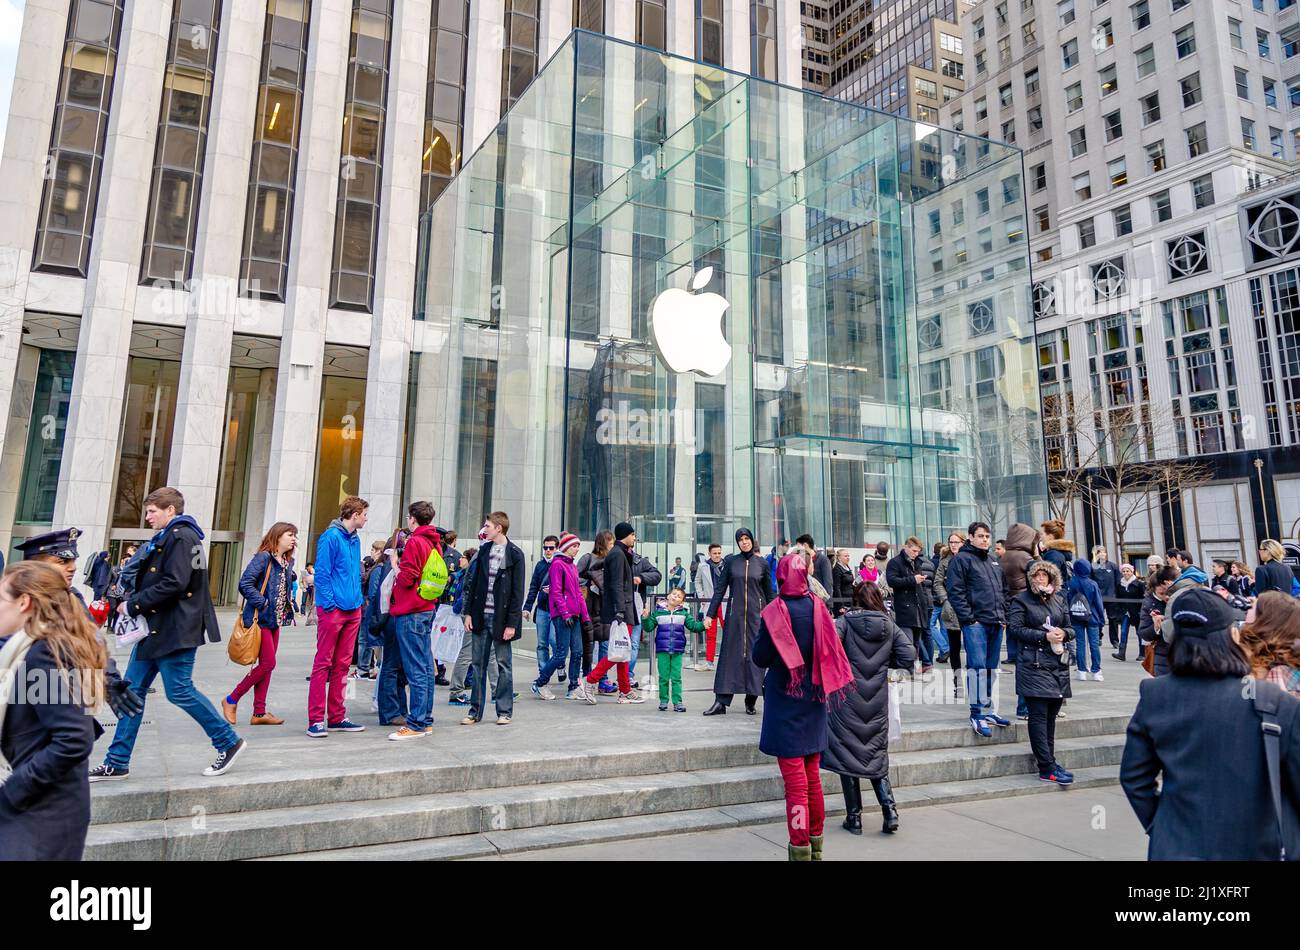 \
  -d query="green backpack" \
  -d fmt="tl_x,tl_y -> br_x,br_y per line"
418,546 -> 450,600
